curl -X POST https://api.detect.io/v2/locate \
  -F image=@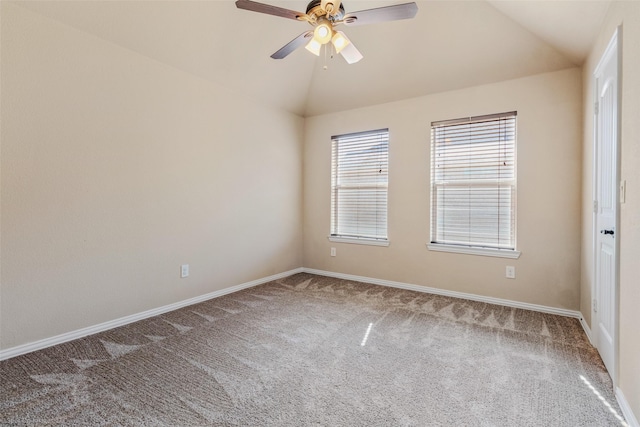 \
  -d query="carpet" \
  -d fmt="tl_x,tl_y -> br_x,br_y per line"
0,273 -> 628,426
